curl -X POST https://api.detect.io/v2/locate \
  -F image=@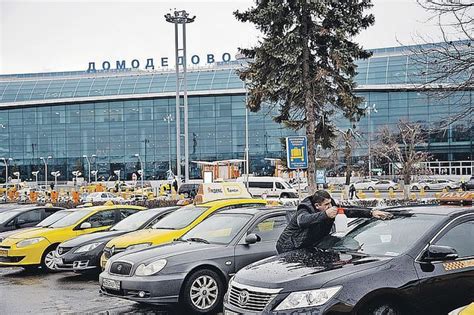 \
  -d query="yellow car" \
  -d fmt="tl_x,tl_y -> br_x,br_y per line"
0,205 -> 145,271
101,198 -> 266,266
